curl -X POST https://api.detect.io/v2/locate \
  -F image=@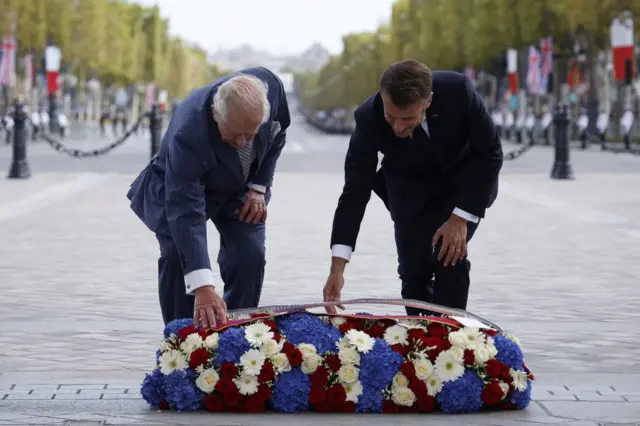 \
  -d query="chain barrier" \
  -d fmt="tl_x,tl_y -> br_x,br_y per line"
601,145 -> 640,156
503,142 -> 534,160
31,112 -> 148,158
